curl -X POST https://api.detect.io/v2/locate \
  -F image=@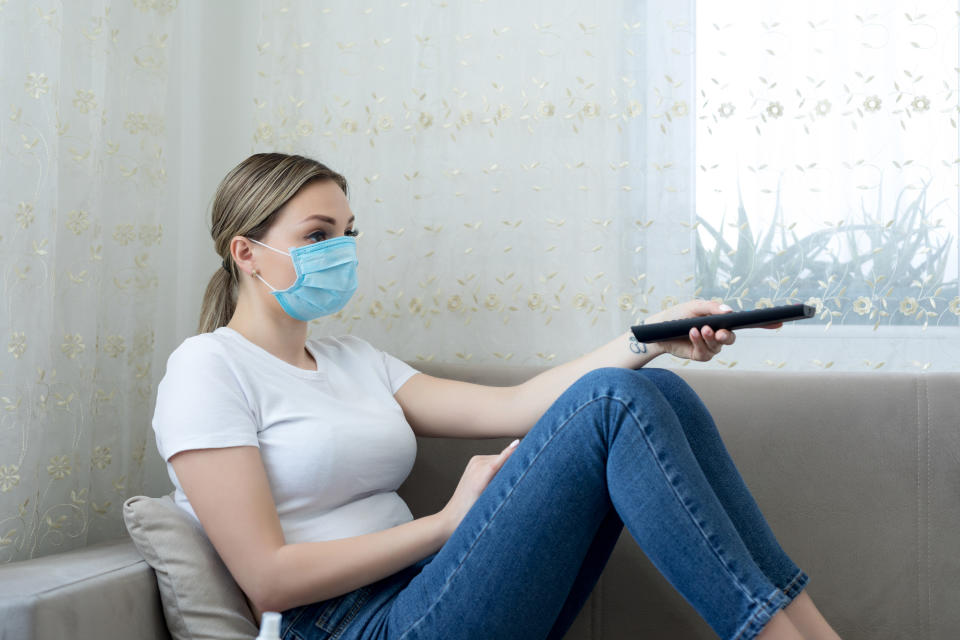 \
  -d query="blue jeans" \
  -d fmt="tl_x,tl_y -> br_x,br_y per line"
280,367 -> 809,640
